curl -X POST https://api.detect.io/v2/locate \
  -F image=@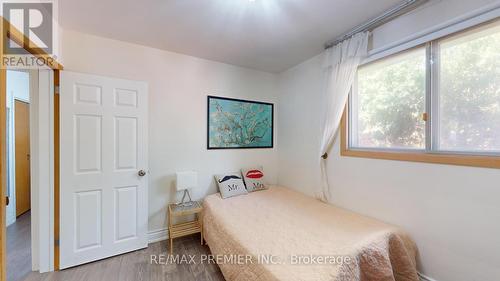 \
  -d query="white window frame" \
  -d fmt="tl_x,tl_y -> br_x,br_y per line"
341,7 -> 500,169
